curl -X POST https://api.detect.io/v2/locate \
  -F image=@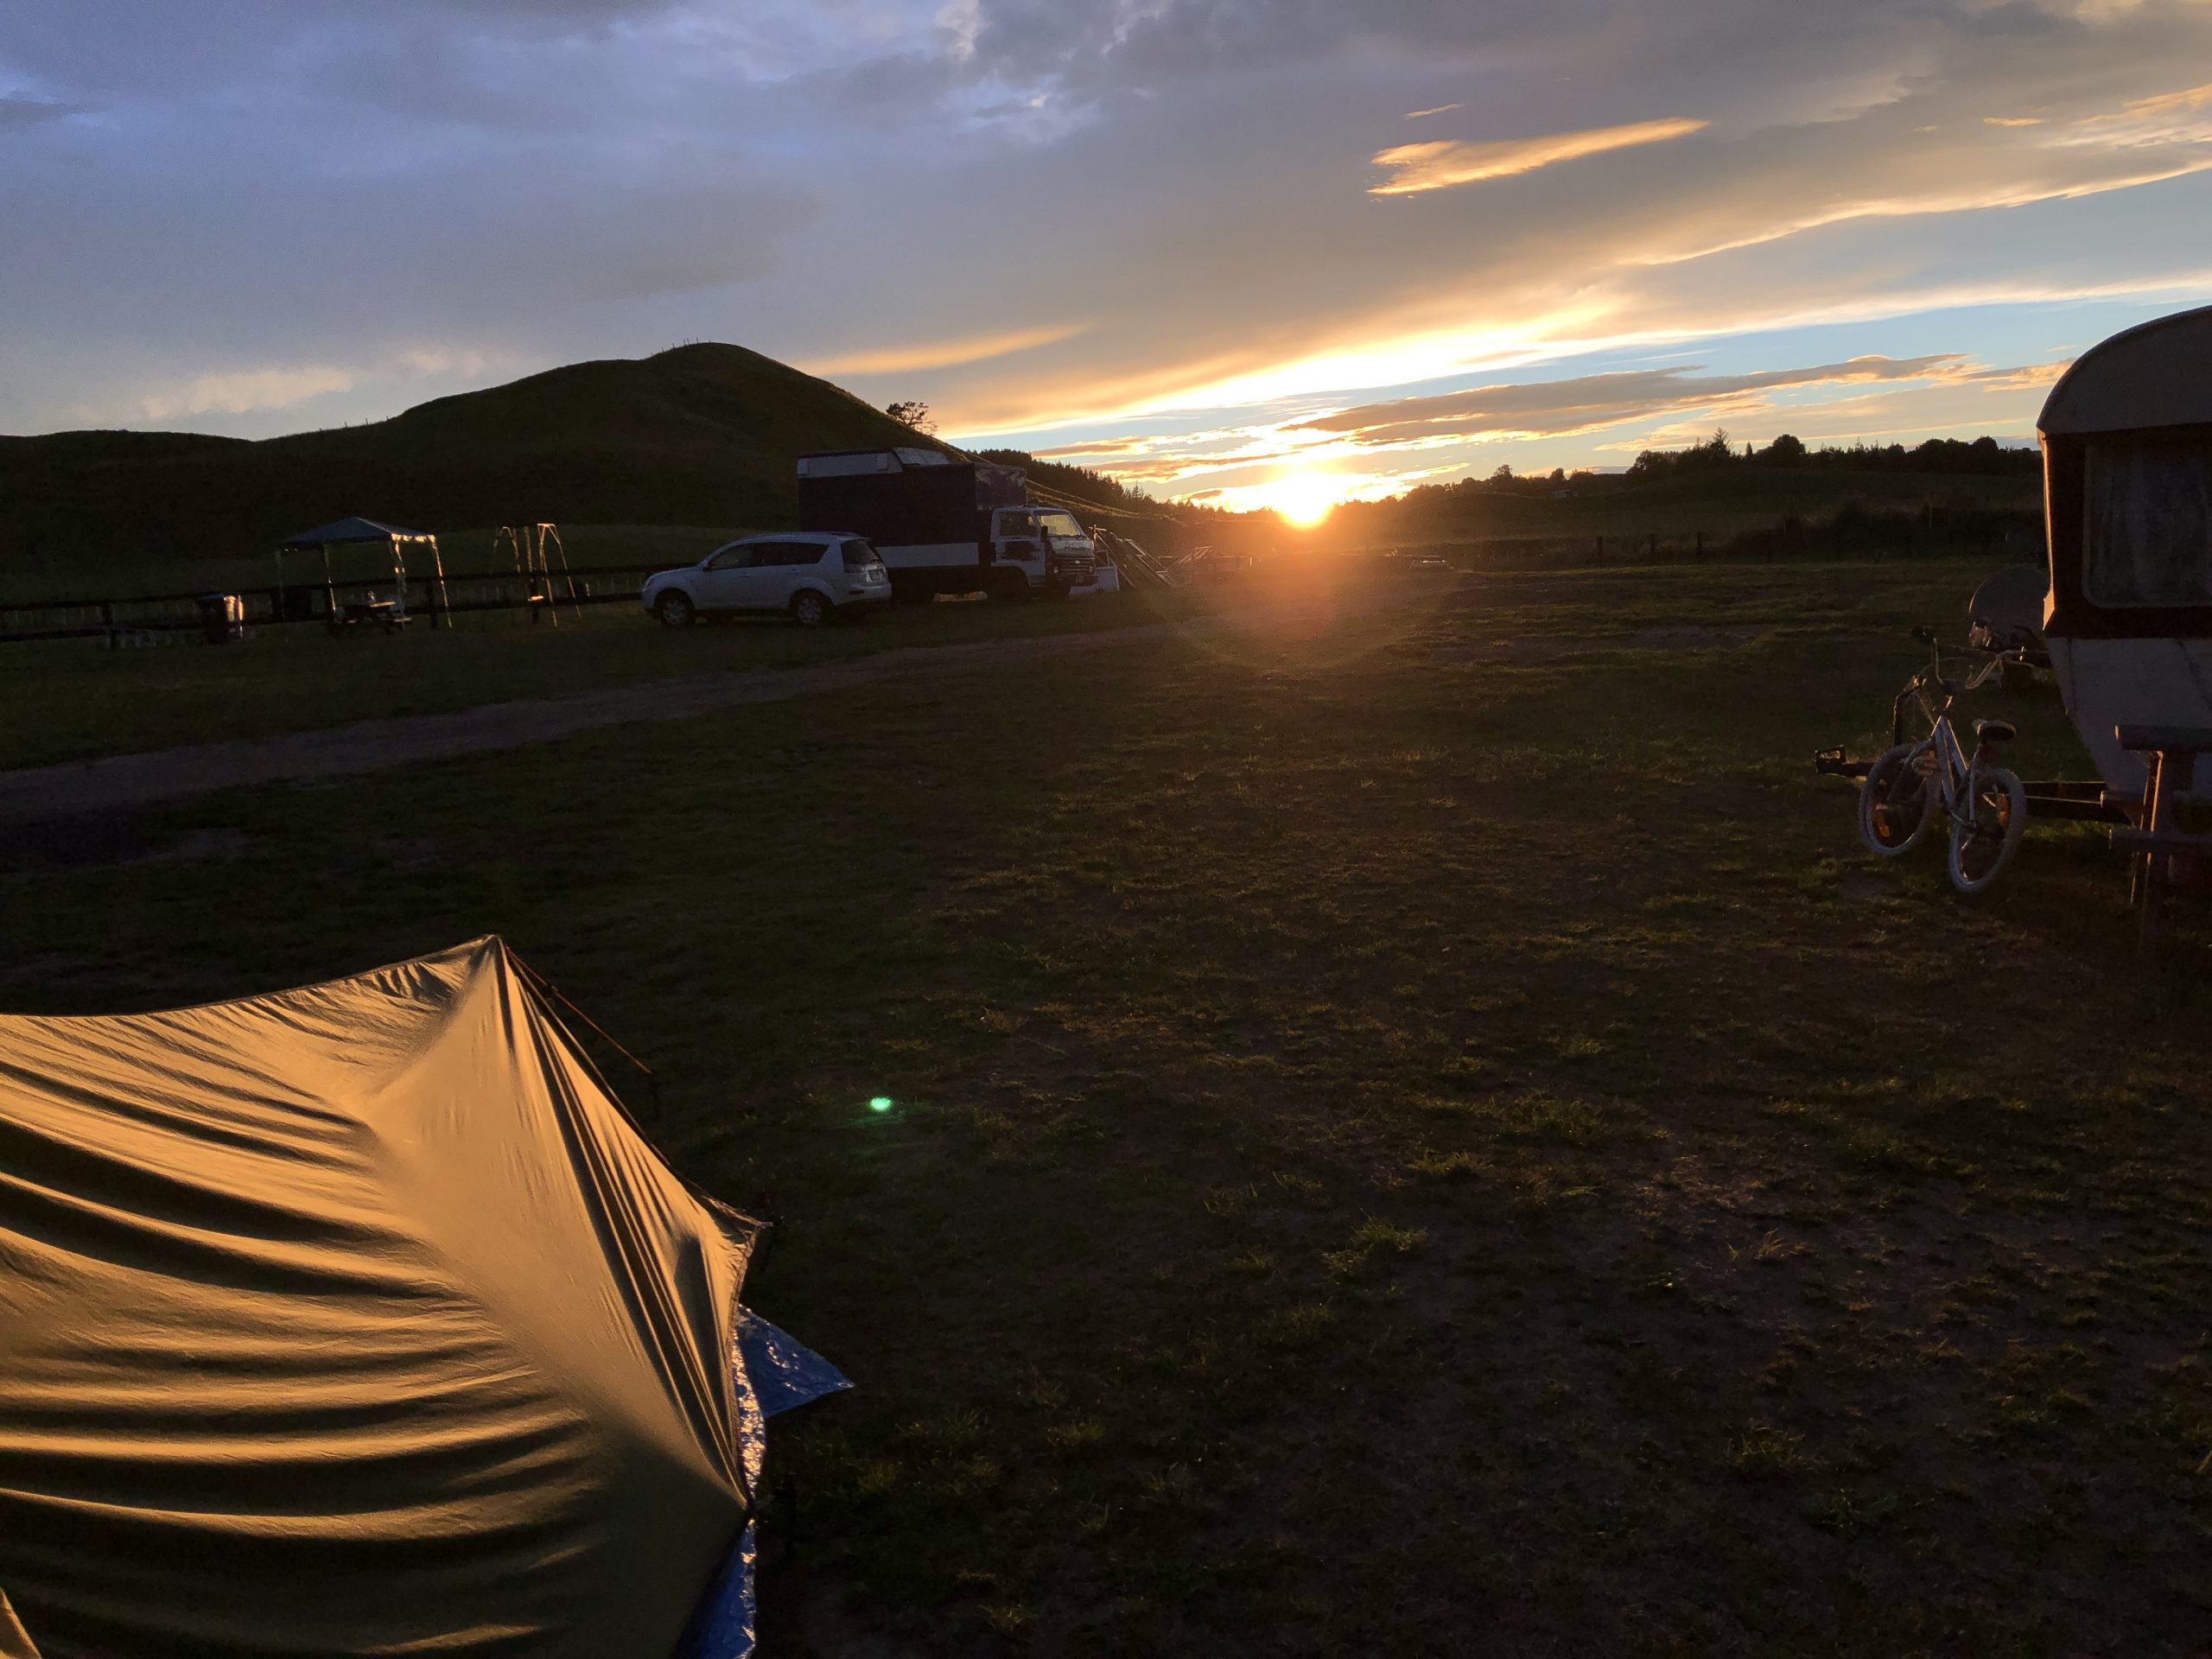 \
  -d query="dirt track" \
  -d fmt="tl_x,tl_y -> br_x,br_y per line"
0,623 -> 1181,824
0,590 -> 1770,826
